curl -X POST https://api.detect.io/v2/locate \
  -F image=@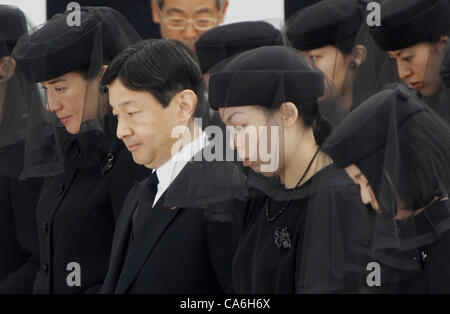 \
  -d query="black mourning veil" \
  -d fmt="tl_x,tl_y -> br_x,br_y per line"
12,6 -> 141,177
324,84 -> 450,284
285,0 -> 396,113
0,5 -> 43,177
369,0 -> 450,123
